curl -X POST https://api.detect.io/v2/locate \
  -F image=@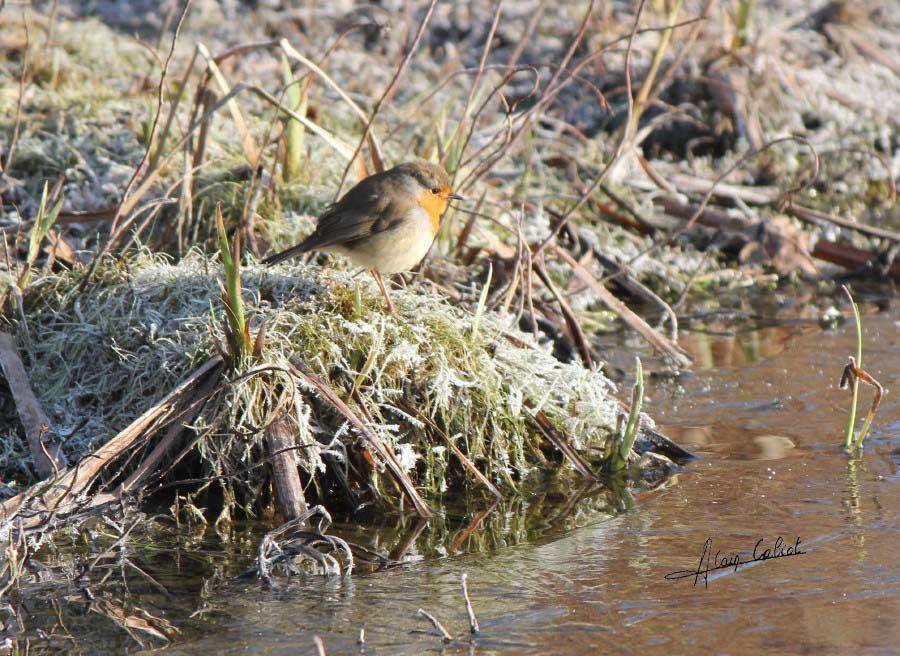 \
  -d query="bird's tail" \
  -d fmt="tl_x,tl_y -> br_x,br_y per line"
262,242 -> 312,266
